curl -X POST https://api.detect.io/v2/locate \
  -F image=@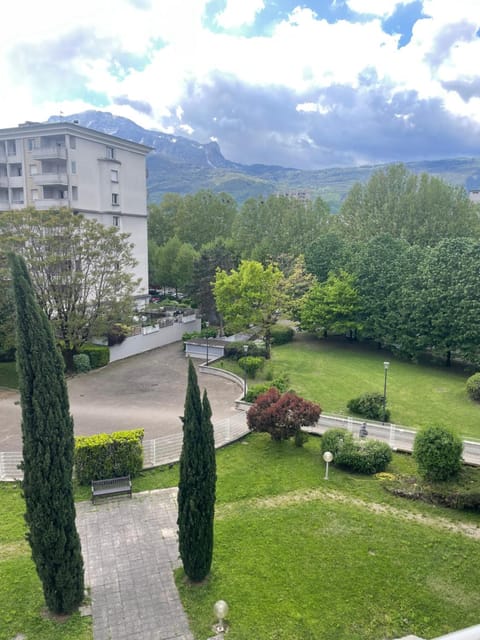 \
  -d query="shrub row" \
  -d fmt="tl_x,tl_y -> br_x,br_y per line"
224,342 -> 267,359
347,391 -> 390,422
270,325 -> 295,345
466,372 -> 480,402
77,343 -> 110,369
320,428 -> 392,474
74,429 -> 144,485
